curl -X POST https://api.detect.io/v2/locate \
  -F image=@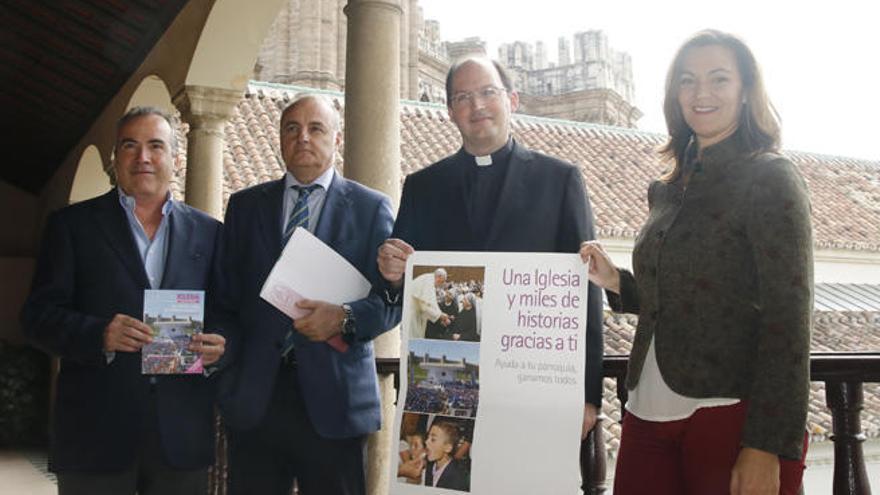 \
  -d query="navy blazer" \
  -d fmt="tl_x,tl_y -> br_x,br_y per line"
393,142 -> 605,406
21,190 -> 223,472
214,173 -> 400,438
